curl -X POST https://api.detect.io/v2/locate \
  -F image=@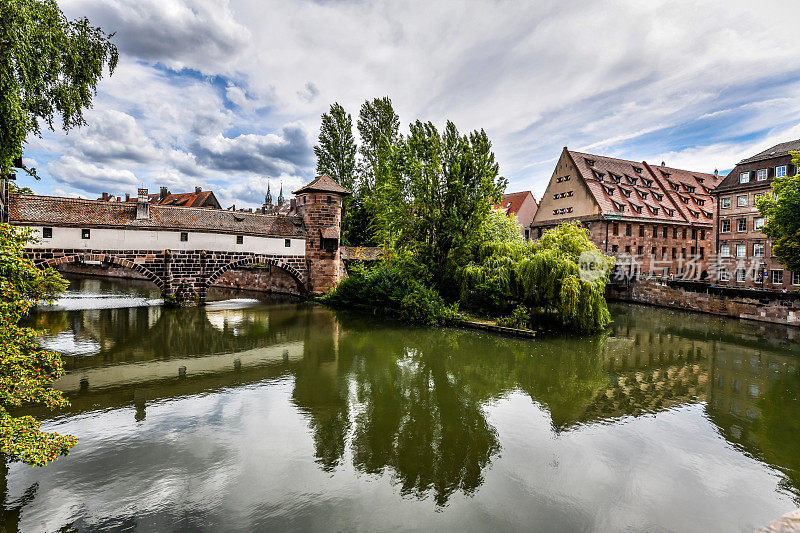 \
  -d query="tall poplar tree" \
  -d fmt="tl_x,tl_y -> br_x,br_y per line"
357,96 -> 400,193
314,102 -> 357,190
0,0 -> 118,177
